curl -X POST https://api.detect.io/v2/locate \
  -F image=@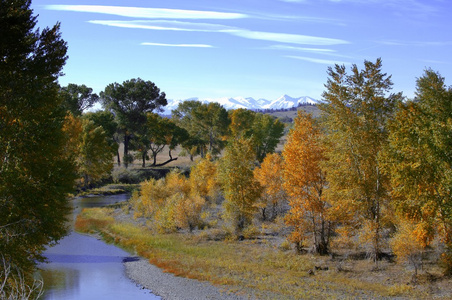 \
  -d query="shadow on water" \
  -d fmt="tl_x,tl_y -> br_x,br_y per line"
38,194 -> 160,300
